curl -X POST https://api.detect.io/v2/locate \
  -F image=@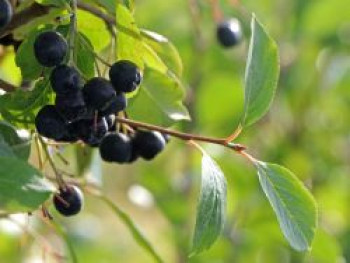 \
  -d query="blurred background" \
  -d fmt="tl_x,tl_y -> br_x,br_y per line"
1,0 -> 350,262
